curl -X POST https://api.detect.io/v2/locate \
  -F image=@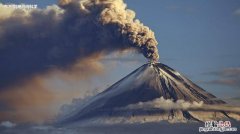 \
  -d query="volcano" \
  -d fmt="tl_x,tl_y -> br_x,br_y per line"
59,63 -> 239,124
